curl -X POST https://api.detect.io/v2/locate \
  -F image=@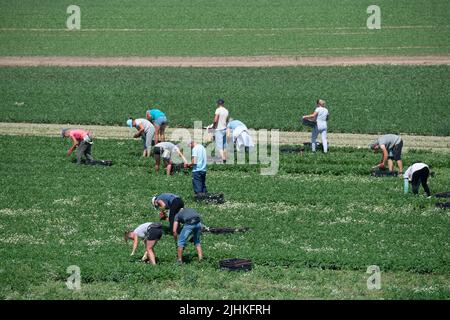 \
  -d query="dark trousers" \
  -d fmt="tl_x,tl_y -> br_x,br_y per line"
76,141 -> 94,164
411,167 -> 431,196
192,171 -> 207,194
169,197 -> 184,234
